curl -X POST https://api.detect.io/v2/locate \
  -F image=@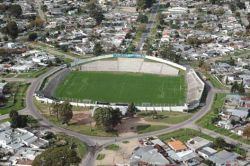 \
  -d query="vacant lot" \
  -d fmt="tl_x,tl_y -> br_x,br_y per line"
55,71 -> 186,105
